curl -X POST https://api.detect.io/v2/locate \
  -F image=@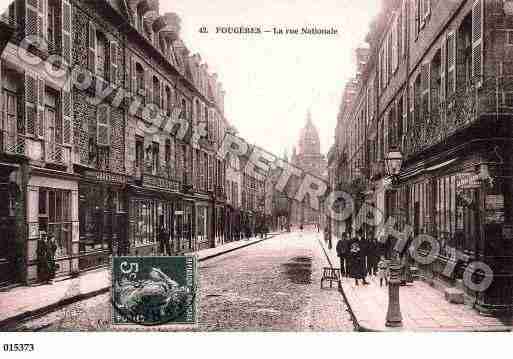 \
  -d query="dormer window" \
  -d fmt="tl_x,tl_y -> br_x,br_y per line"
137,4 -> 145,33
